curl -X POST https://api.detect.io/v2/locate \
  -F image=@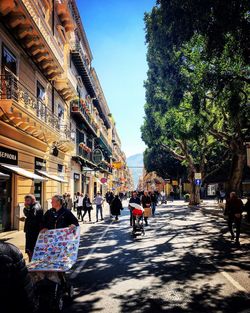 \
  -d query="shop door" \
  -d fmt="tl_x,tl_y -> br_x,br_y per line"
0,174 -> 12,231
34,181 -> 42,205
